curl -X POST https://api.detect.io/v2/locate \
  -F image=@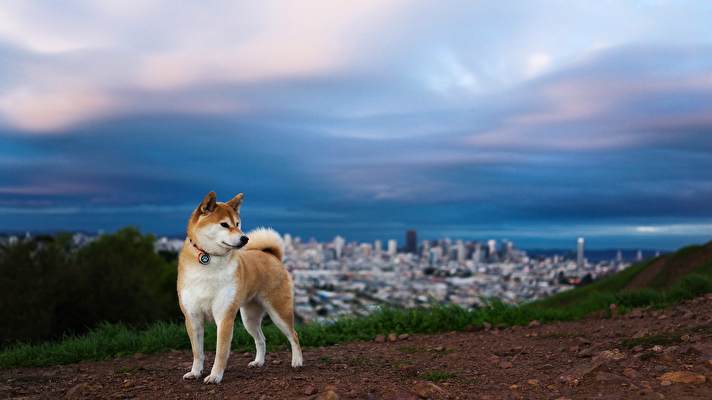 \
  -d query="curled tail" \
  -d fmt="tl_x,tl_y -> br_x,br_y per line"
243,227 -> 285,261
